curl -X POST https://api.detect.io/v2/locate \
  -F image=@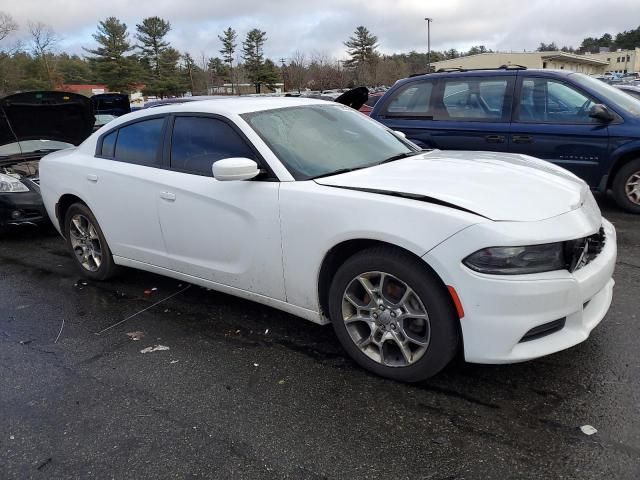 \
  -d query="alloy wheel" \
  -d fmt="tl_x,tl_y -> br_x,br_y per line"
69,214 -> 103,272
625,170 -> 640,205
342,271 -> 431,367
